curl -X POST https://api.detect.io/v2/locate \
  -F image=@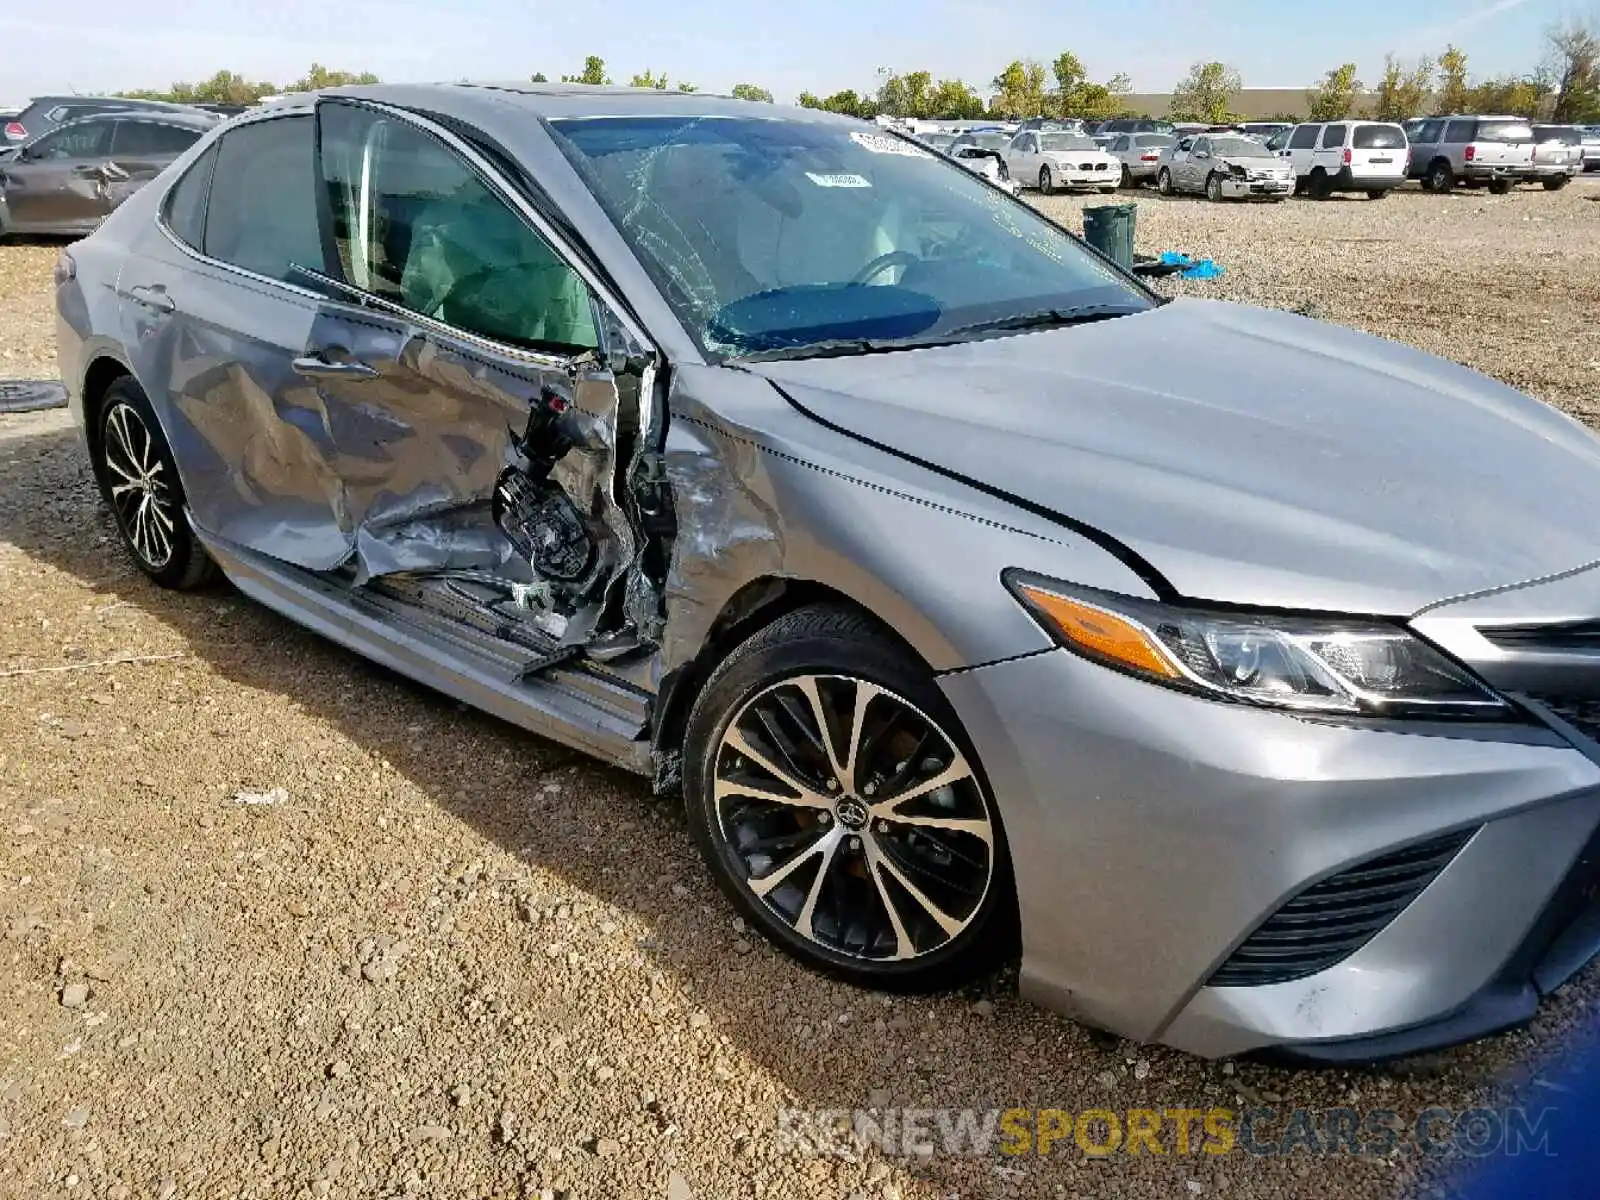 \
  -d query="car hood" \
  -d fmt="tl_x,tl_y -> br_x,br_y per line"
745,298 -> 1600,615
1219,154 -> 1285,169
